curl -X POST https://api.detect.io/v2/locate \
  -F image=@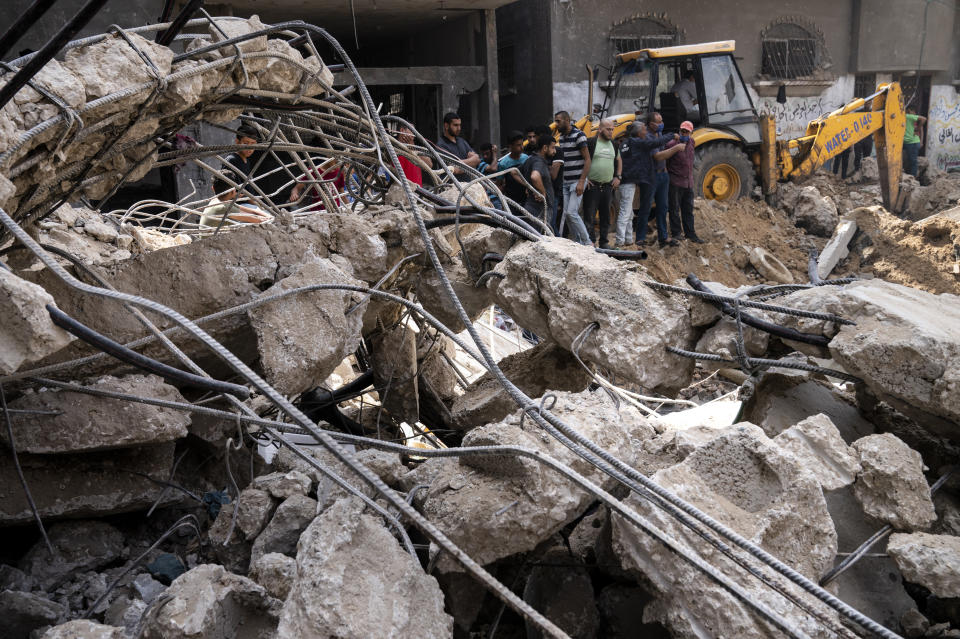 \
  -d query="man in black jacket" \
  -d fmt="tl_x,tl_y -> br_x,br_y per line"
614,121 -> 675,247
